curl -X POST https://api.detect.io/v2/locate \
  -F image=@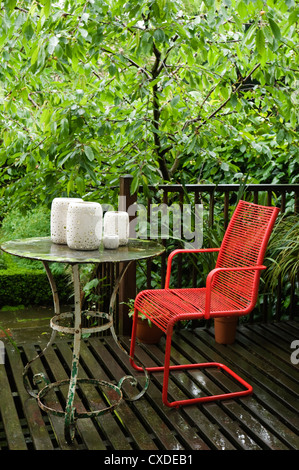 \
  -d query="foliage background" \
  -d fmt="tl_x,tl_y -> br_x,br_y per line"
0,0 -> 298,217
